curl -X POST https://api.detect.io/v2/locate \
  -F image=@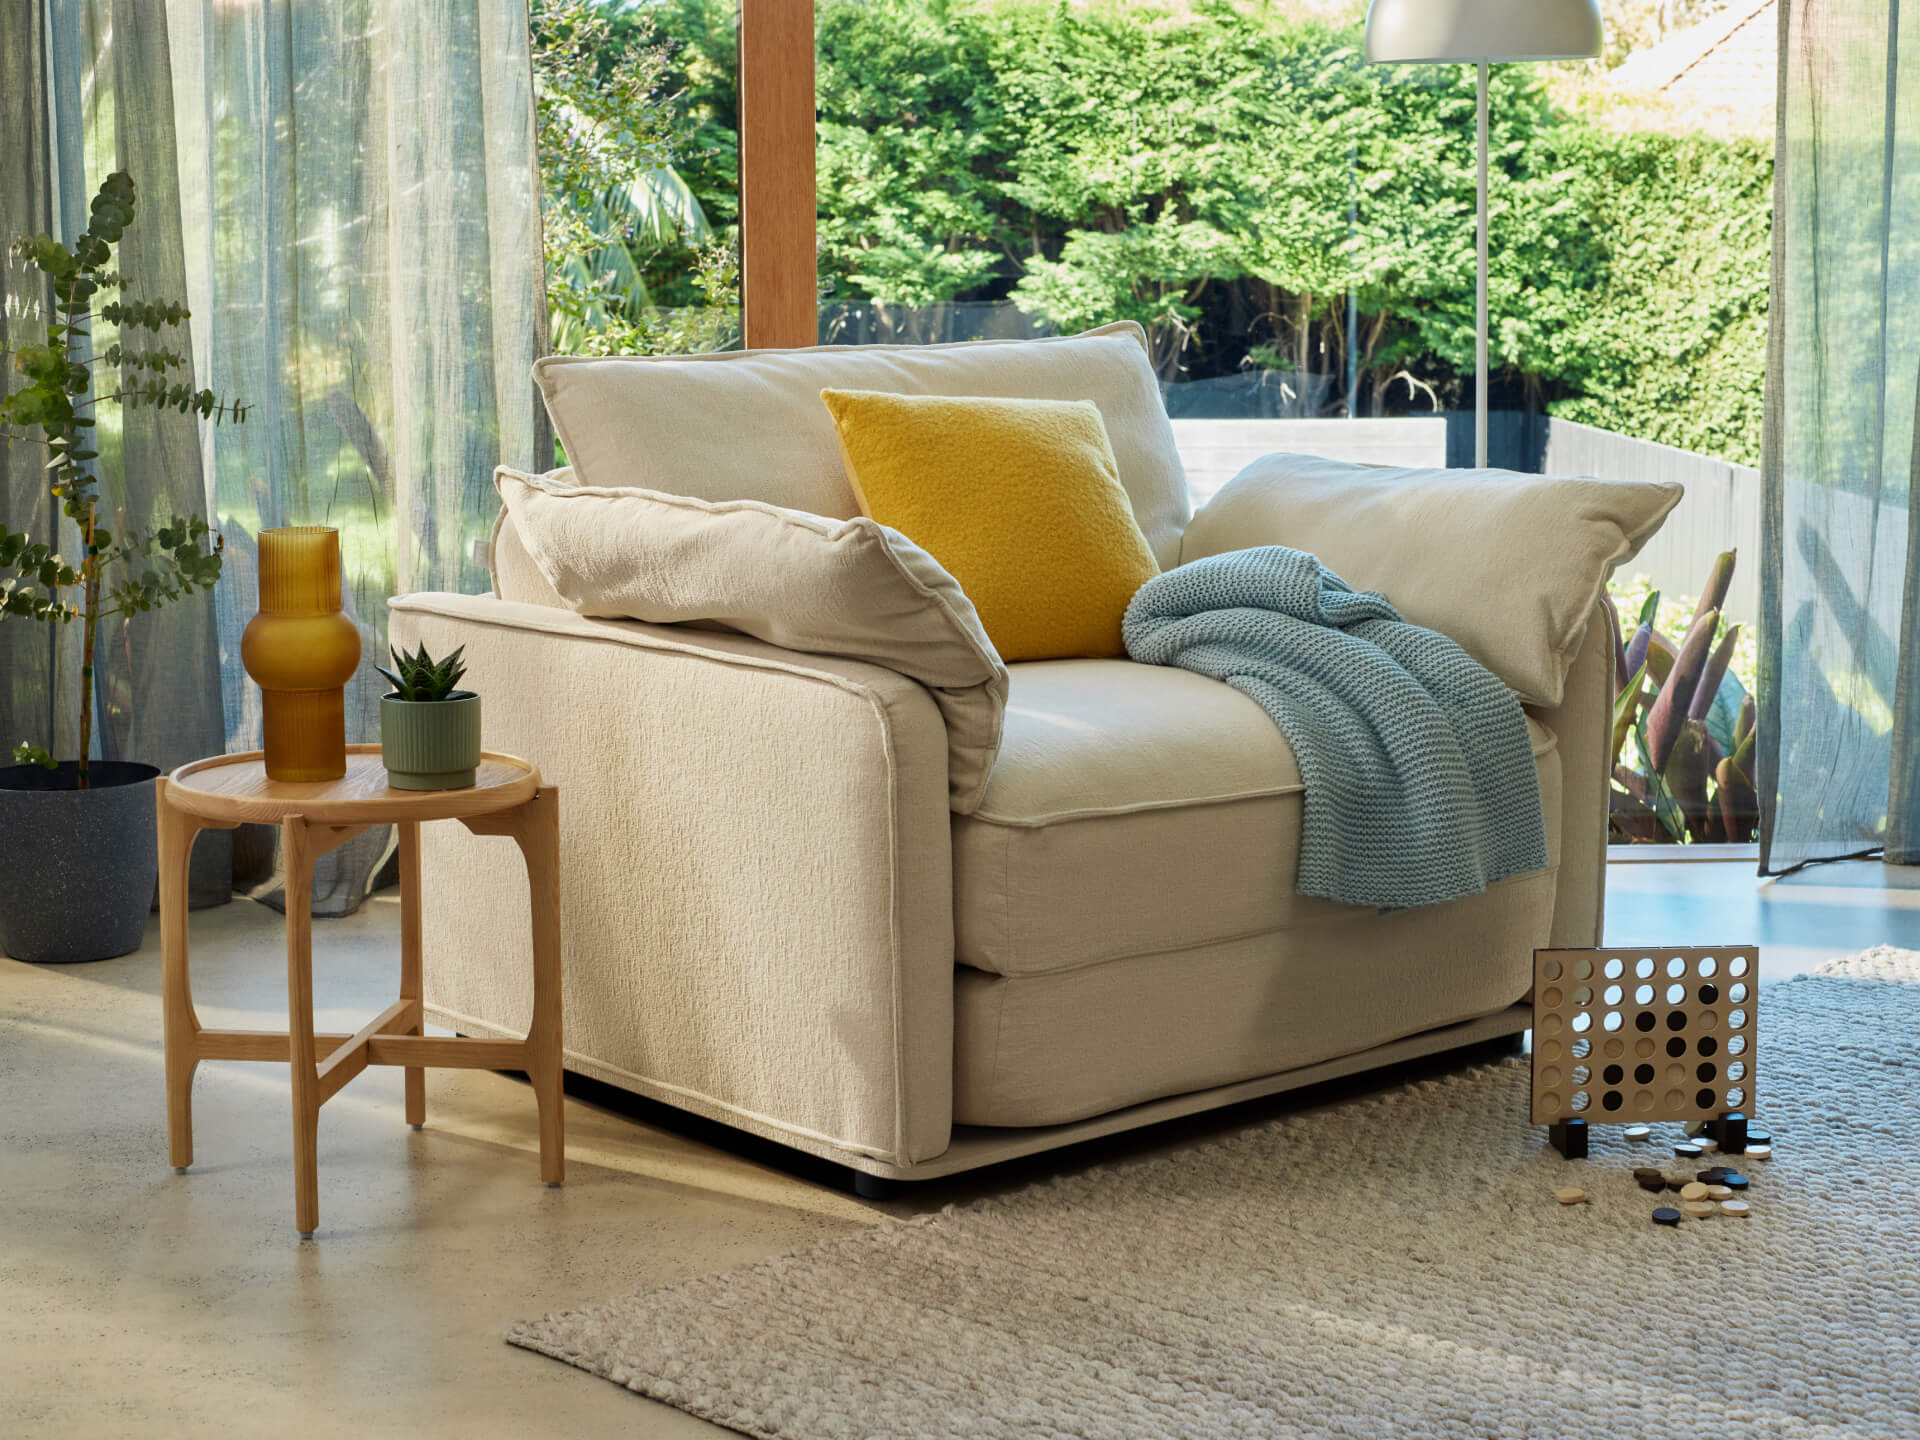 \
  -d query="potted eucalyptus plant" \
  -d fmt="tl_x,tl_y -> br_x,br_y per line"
376,643 -> 482,790
0,171 -> 246,963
